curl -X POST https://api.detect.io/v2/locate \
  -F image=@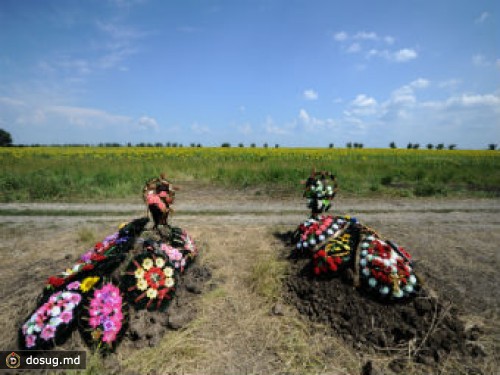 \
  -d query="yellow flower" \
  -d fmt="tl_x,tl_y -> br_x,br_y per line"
165,277 -> 174,288
155,257 -> 165,268
142,258 -> 154,271
146,288 -> 158,299
134,268 -> 144,279
137,279 -> 148,291
80,276 -> 100,293
163,267 -> 174,278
